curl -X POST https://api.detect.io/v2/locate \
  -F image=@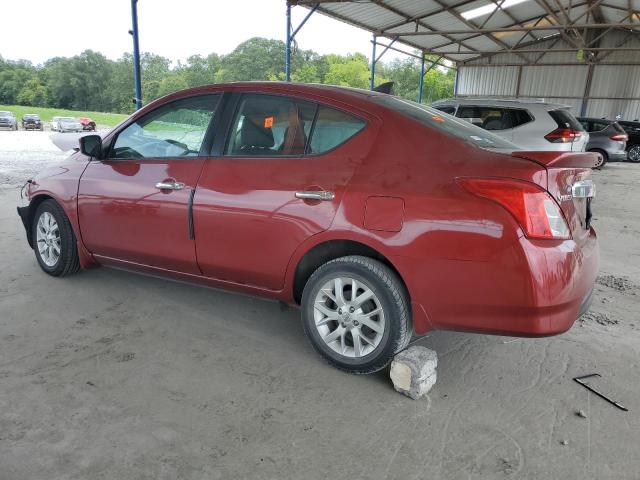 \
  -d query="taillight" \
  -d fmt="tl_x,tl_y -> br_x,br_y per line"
544,128 -> 582,143
610,134 -> 628,141
458,178 -> 570,239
